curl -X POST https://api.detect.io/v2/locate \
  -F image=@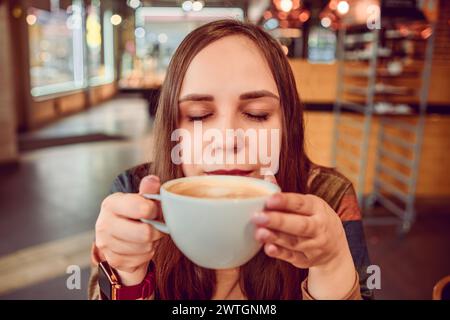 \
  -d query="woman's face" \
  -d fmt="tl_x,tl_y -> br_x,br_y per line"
178,35 -> 282,178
